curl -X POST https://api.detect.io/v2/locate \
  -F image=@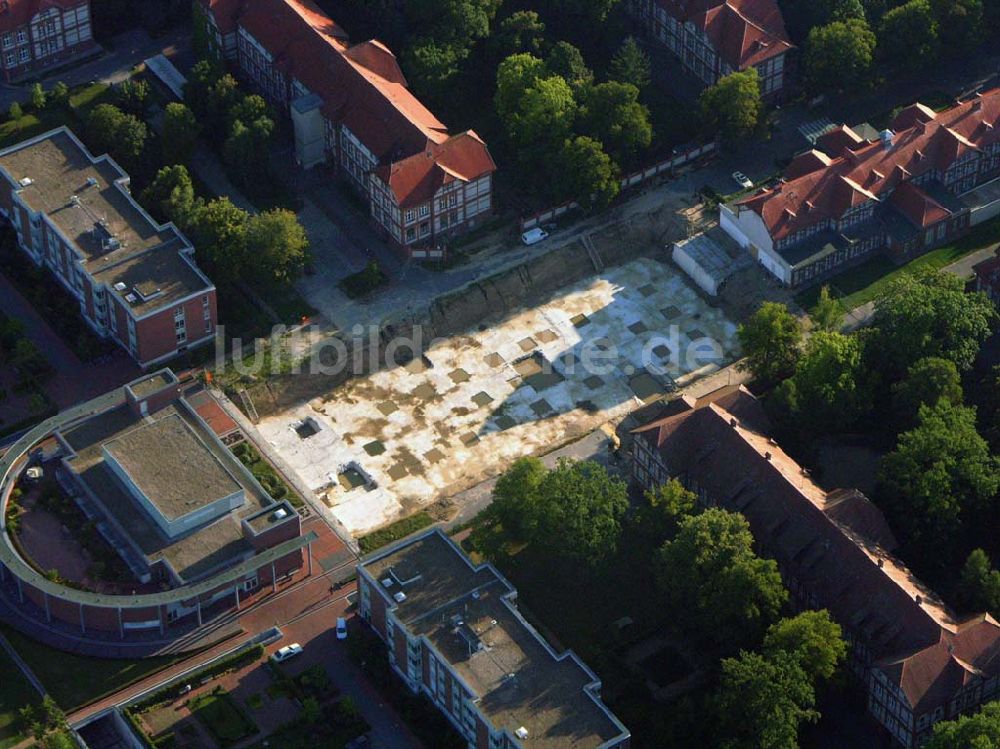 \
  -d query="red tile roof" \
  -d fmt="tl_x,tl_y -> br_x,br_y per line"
375,131 -> 497,209
889,181 -> 952,229
655,0 -> 793,70
815,124 -> 865,157
736,90 -> 1000,241
0,0 -> 82,31
201,0 -> 244,35
214,0 -> 494,207
632,393 -> 1000,713
784,149 -> 832,180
